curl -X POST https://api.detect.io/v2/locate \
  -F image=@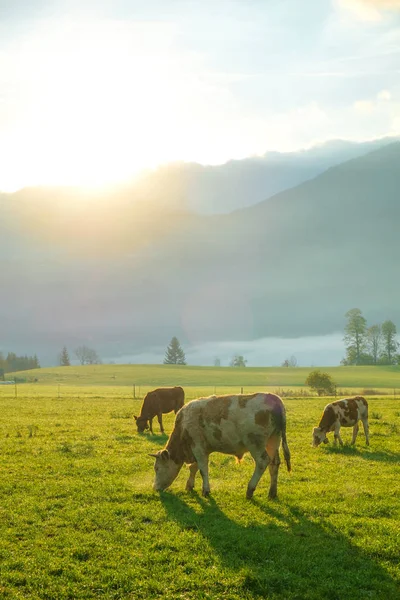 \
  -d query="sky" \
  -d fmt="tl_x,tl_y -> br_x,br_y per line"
1,0 -> 400,191
105,333 -> 345,368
